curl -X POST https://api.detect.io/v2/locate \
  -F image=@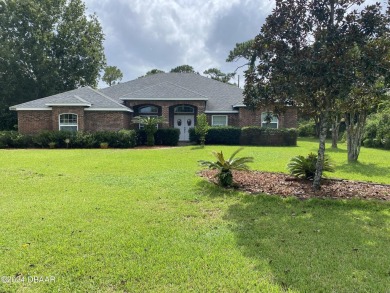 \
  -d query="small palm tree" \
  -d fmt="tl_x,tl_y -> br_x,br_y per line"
132,116 -> 165,146
287,152 -> 335,180
199,148 -> 254,187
